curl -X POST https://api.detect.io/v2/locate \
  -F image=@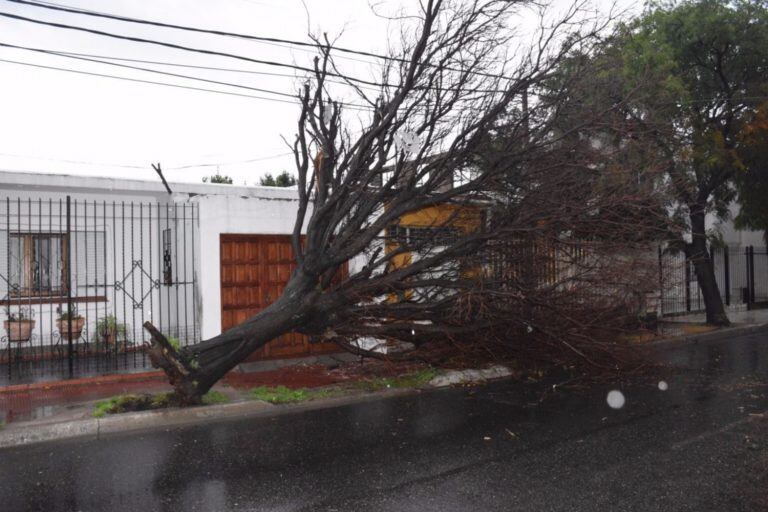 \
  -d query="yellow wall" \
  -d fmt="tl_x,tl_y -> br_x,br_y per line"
386,203 -> 485,299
